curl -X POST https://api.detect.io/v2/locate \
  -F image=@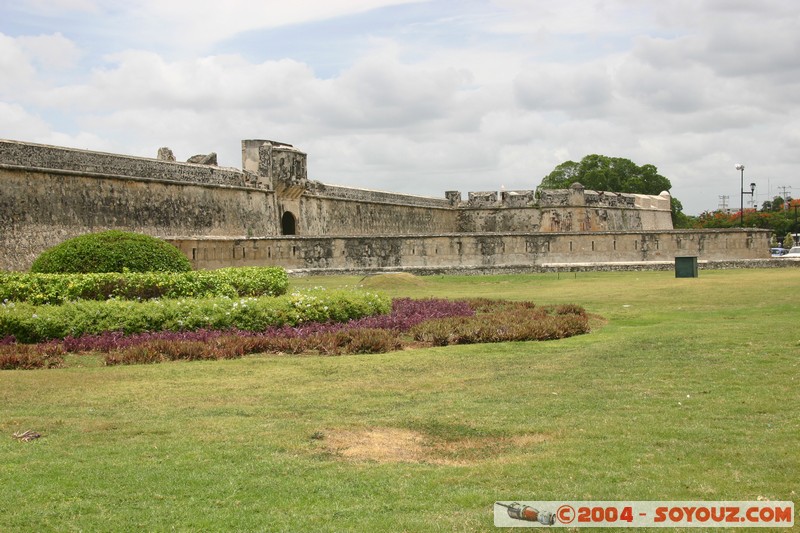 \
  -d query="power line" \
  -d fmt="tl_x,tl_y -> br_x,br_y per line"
777,186 -> 793,210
